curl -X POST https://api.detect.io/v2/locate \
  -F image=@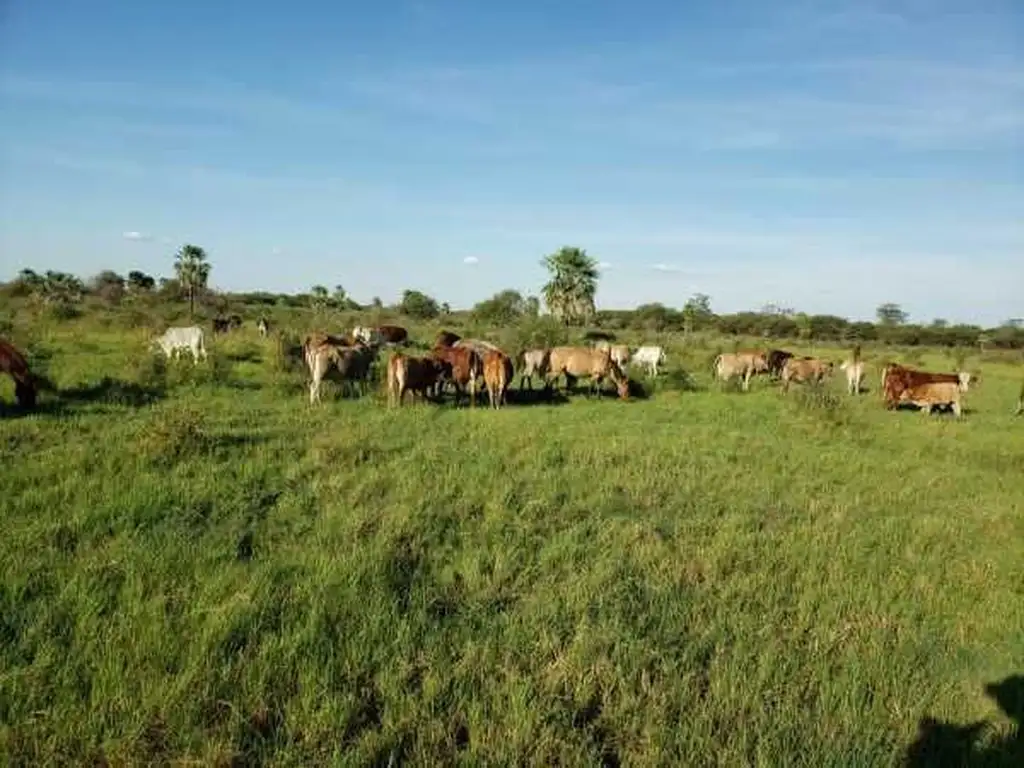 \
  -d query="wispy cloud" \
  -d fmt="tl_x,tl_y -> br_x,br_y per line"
598,261 -> 612,269
651,263 -> 685,273
122,230 -> 152,242
463,255 -> 479,265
